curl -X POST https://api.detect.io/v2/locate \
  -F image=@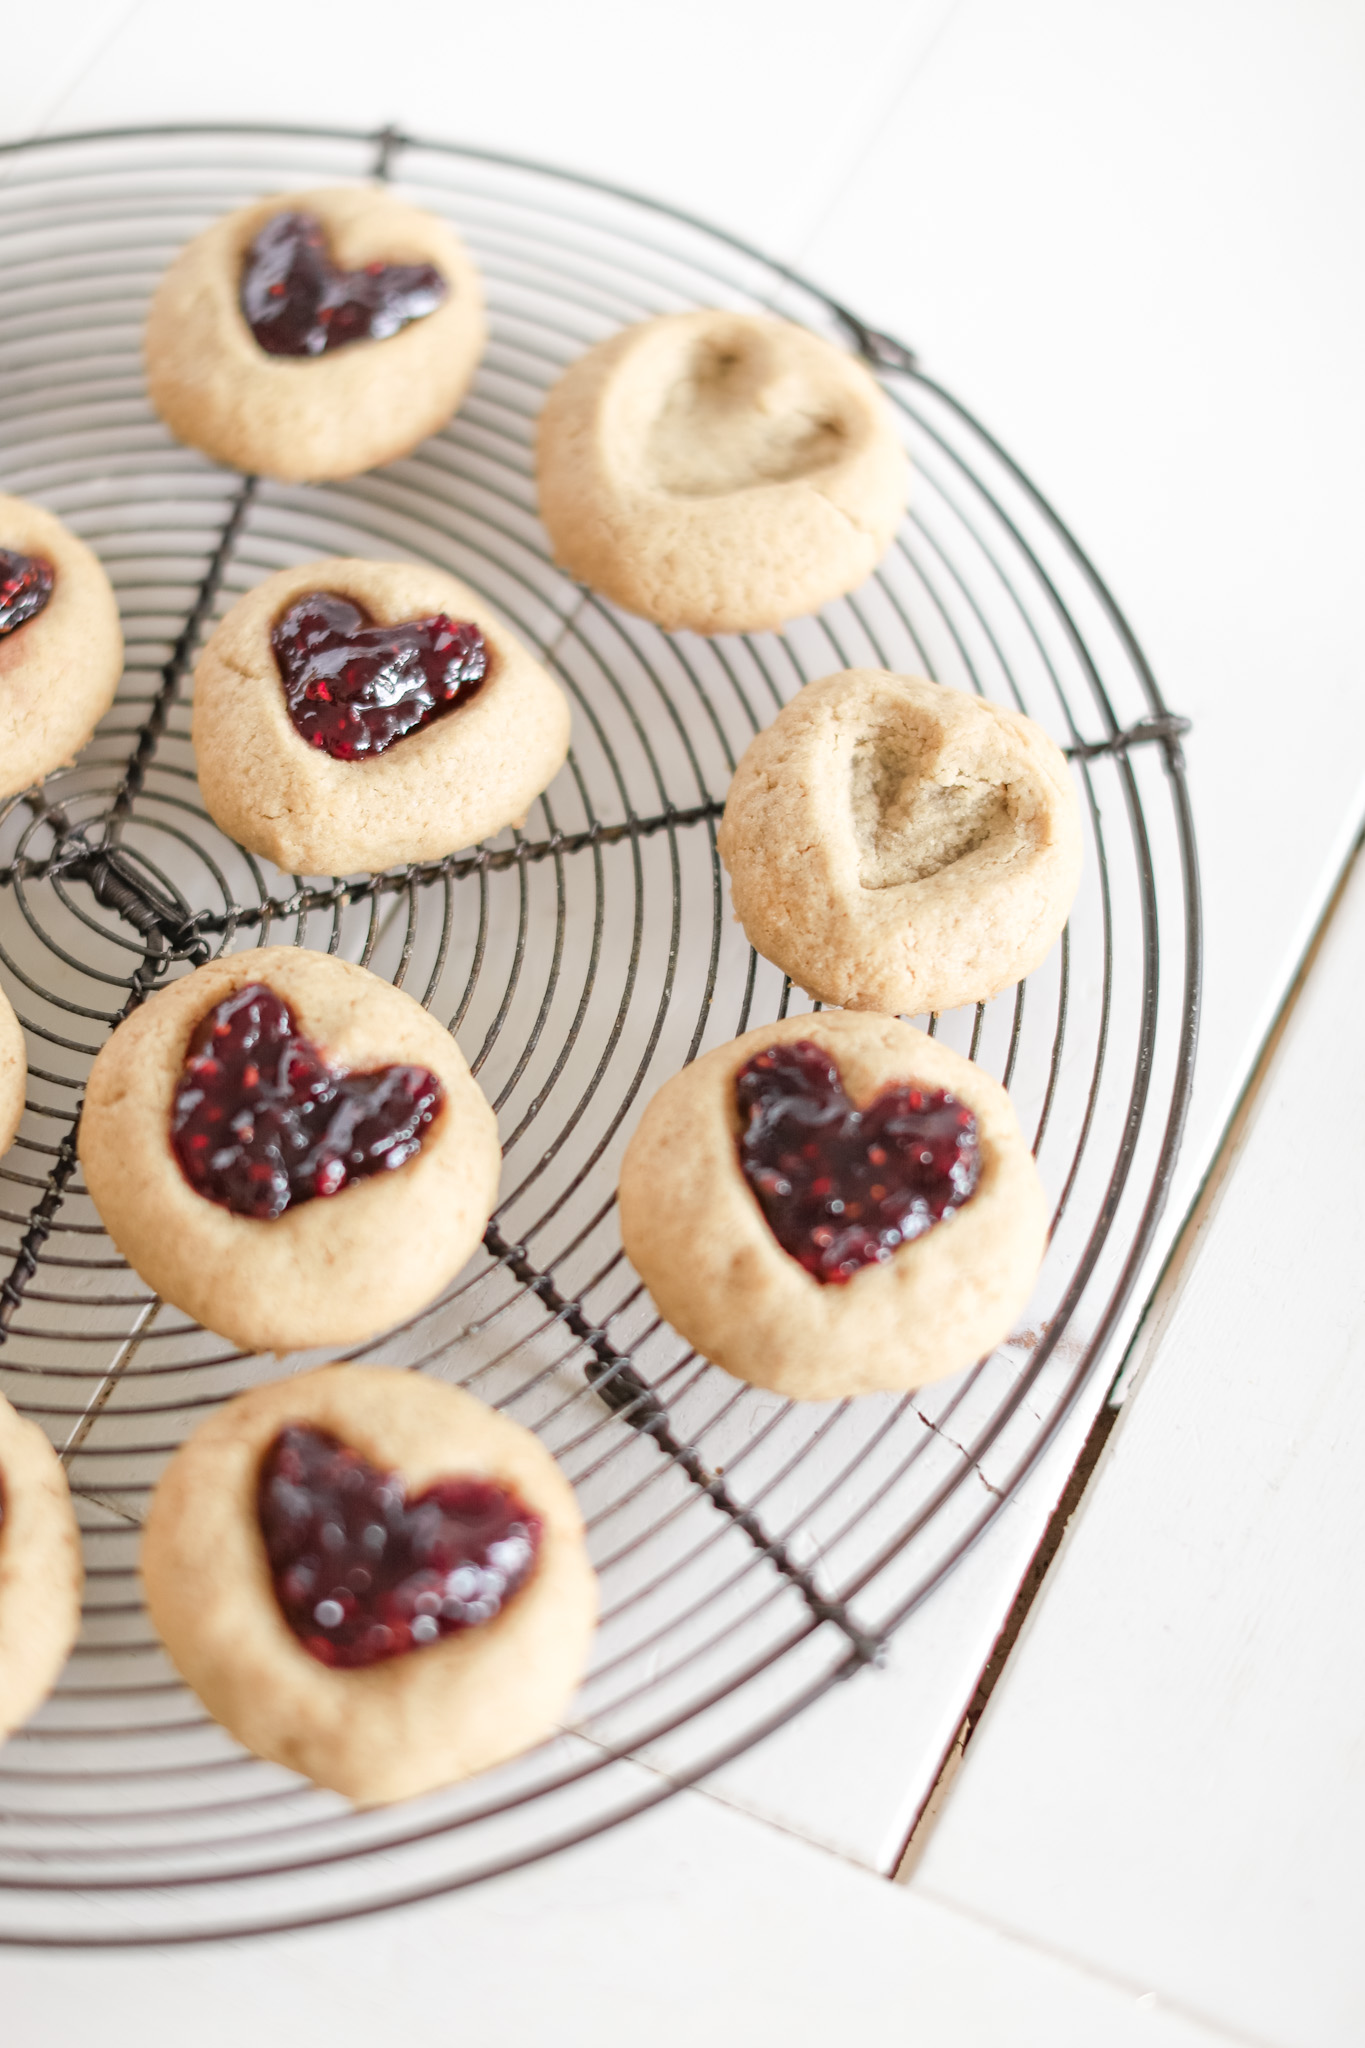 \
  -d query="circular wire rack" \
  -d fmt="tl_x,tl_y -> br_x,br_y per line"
0,123 -> 1199,1945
